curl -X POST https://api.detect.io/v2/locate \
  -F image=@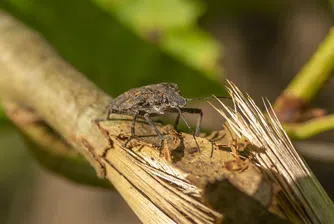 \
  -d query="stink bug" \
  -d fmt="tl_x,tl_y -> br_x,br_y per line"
97,83 -> 229,152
